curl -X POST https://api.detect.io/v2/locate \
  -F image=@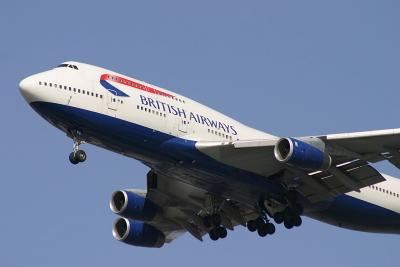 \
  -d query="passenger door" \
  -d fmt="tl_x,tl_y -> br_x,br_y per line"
175,117 -> 188,136
106,92 -> 119,117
